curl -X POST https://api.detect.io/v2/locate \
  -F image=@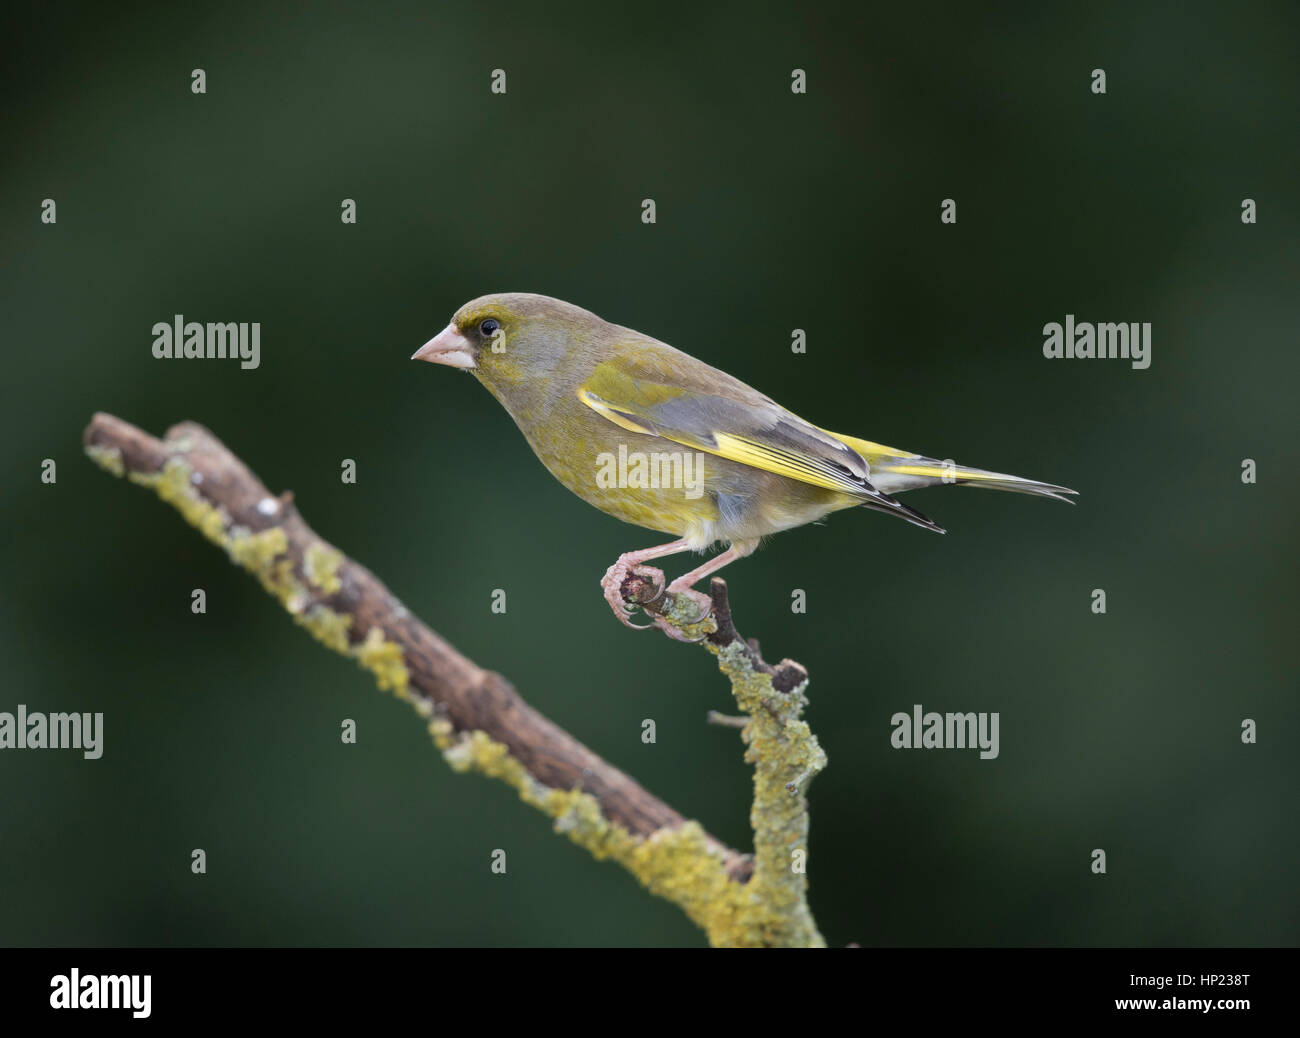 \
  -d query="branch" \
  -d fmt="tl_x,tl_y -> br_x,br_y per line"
84,413 -> 825,947
624,575 -> 826,946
